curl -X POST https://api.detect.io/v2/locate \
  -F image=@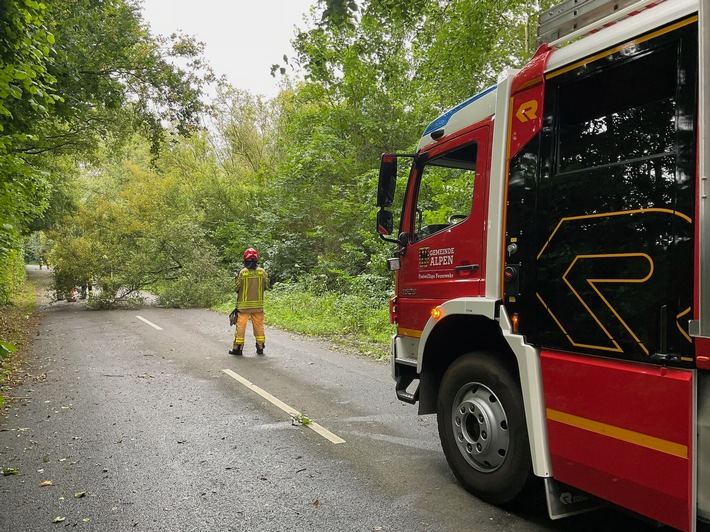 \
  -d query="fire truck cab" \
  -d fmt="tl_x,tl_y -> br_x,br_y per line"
376,1 -> 710,530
